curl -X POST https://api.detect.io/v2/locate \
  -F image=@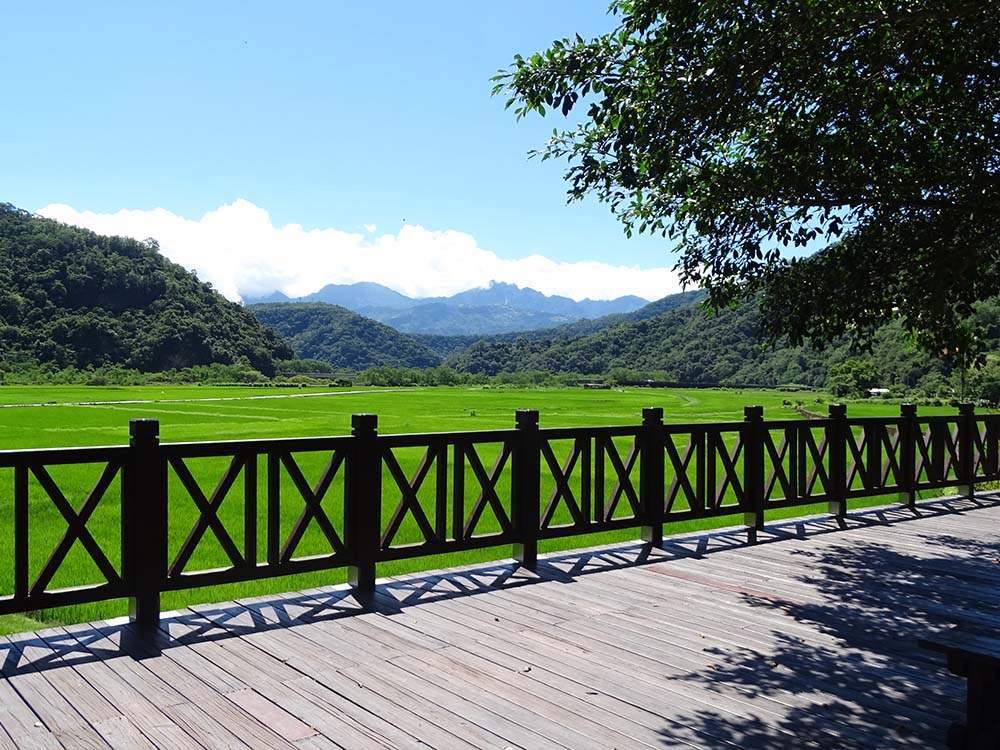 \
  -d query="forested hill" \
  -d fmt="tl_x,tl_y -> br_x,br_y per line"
250,303 -> 442,370
0,204 -> 293,374
446,297 -> 961,389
